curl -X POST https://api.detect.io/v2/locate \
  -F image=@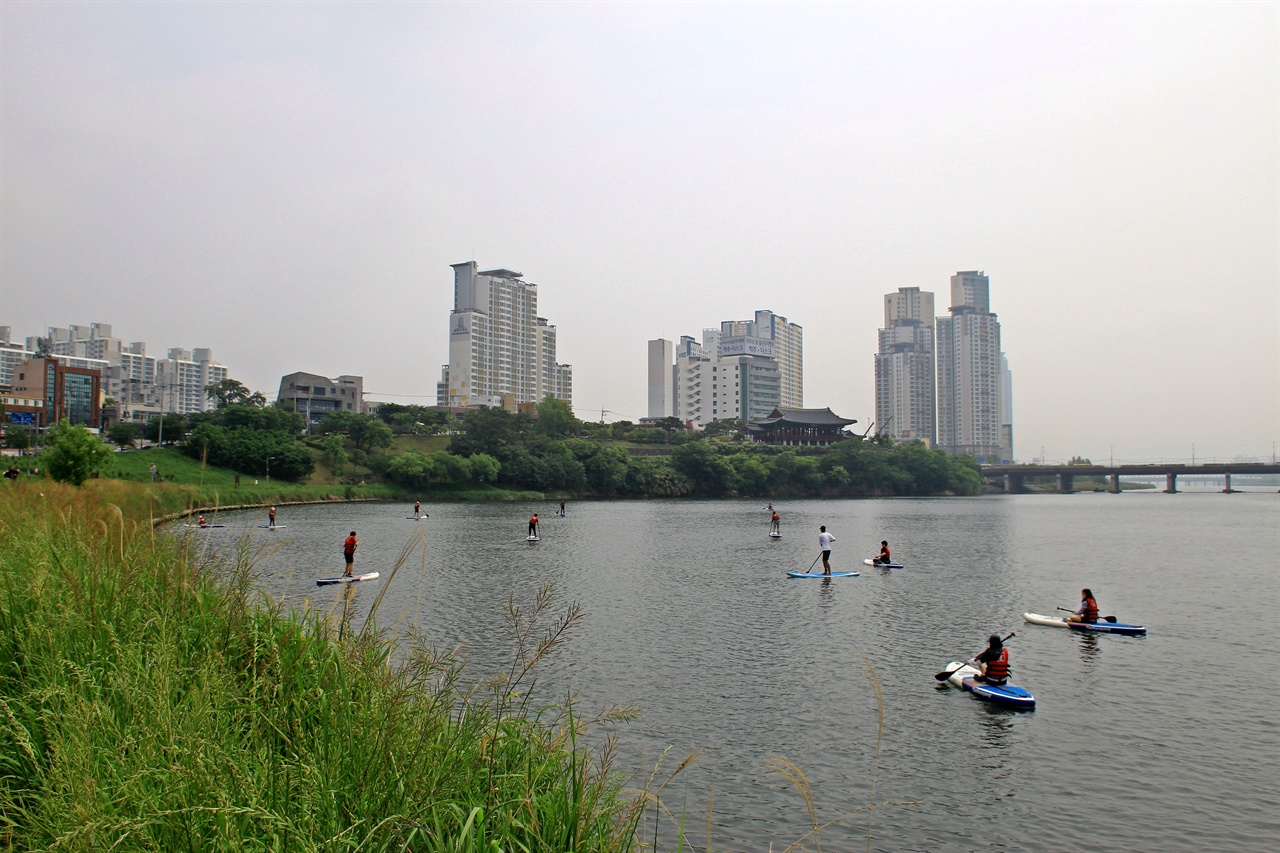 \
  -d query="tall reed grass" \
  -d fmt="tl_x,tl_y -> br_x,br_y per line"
0,483 -> 643,851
